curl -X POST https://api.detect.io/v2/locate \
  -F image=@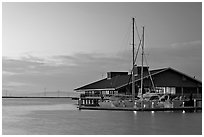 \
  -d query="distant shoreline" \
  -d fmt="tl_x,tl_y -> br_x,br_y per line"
2,96 -> 79,100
